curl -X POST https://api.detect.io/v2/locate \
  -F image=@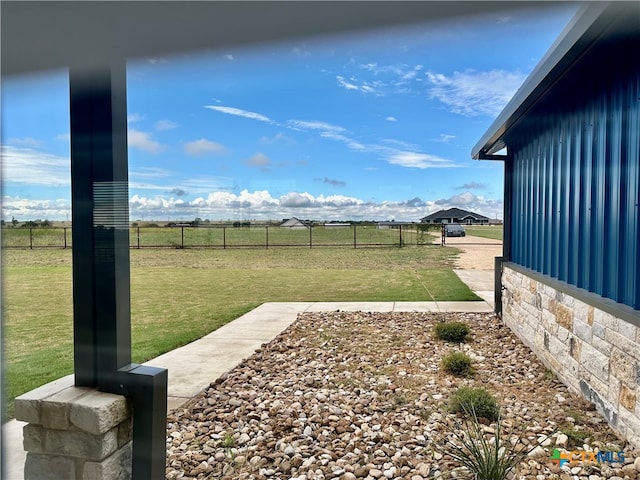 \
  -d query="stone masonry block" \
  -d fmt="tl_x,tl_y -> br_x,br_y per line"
14,374 -> 75,424
24,452 -> 76,480
555,303 -> 573,331
594,309 -> 618,330
620,383 -> 636,412
41,386 -> 92,430
591,334 -> 612,356
618,405 -> 640,448
579,379 -> 618,427
569,336 -> 582,361
23,424 -> 45,453
83,441 -> 132,480
70,390 -> 129,435
610,348 -> 640,387
618,320 -> 637,341
573,319 -> 592,343
118,417 -> 133,448
593,322 -> 606,339
44,427 -> 117,461
573,299 -> 590,325
580,342 -> 610,382
605,329 -> 639,360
